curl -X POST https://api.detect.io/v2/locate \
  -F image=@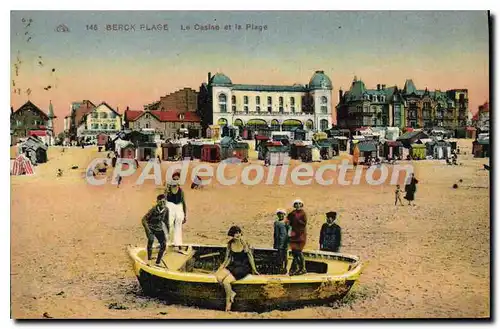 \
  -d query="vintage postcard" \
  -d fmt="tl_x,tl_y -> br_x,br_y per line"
10,10 -> 490,319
